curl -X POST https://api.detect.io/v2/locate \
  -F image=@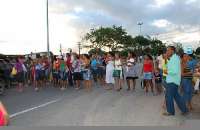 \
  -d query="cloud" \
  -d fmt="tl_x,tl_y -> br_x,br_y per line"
0,0 -> 200,54
152,19 -> 172,28
49,0 -> 200,33
0,0 -> 47,54
149,0 -> 175,8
